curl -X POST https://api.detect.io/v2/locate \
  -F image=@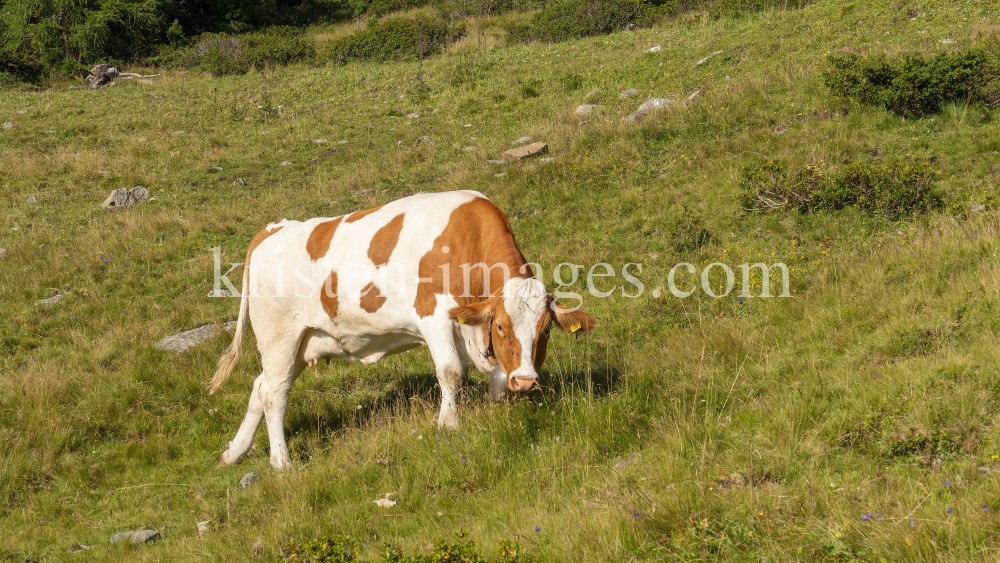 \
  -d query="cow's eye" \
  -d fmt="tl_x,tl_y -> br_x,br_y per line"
496,325 -> 504,336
